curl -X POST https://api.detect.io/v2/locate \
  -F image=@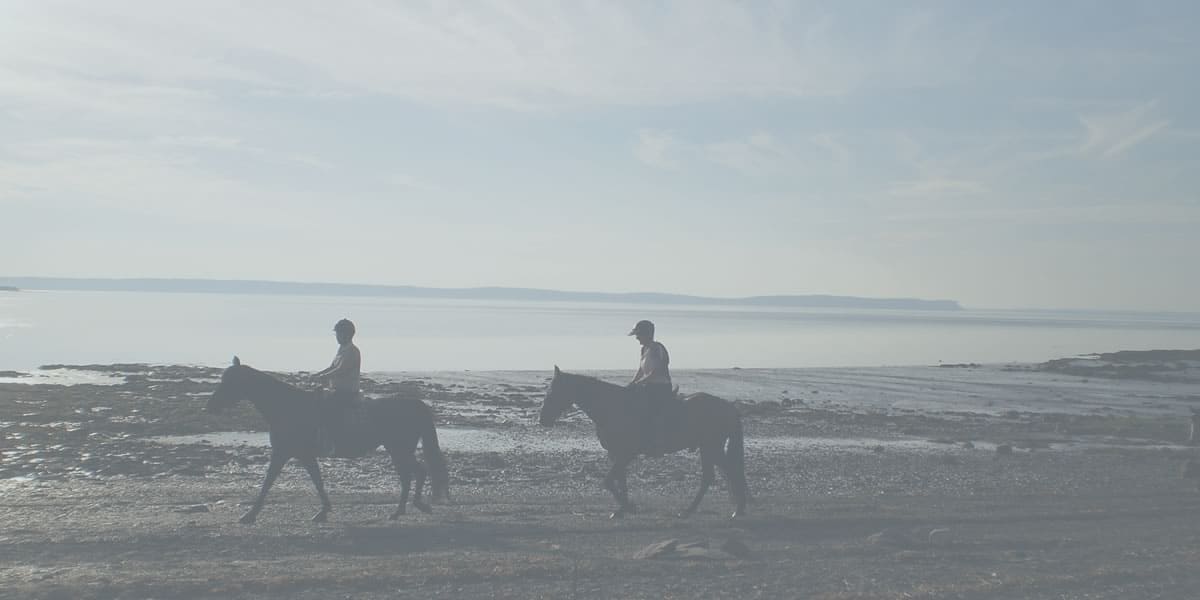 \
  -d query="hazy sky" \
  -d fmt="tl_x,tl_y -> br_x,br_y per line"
2,1 -> 1198,311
